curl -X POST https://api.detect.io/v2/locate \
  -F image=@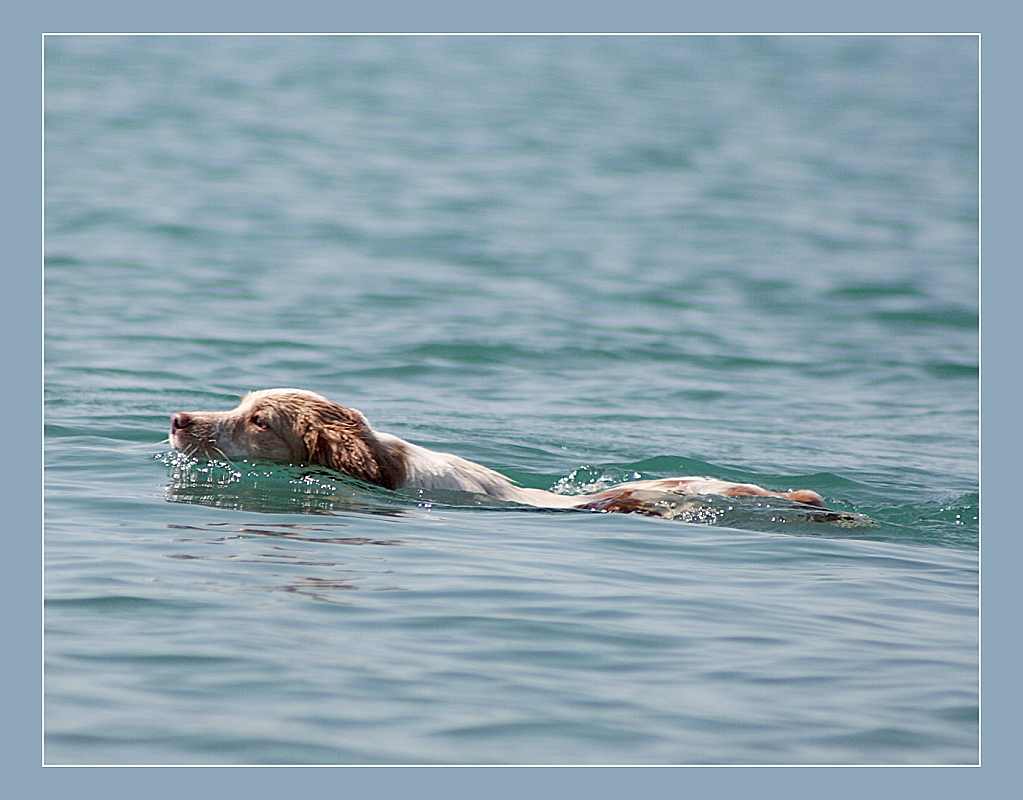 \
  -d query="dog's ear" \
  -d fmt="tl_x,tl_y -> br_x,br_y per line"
300,402 -> 385,486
